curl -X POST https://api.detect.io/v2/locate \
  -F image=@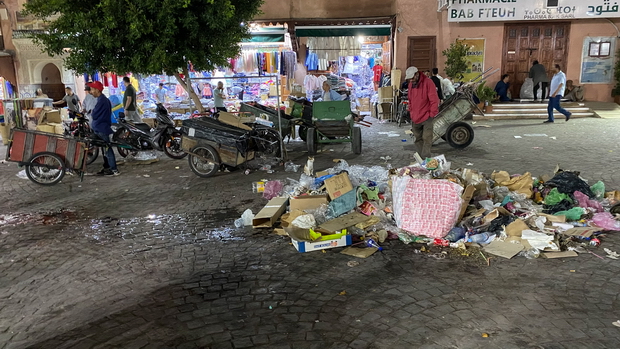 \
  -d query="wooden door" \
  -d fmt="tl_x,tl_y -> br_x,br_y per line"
407,36 -> 436,73
502,23 -> 570,98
